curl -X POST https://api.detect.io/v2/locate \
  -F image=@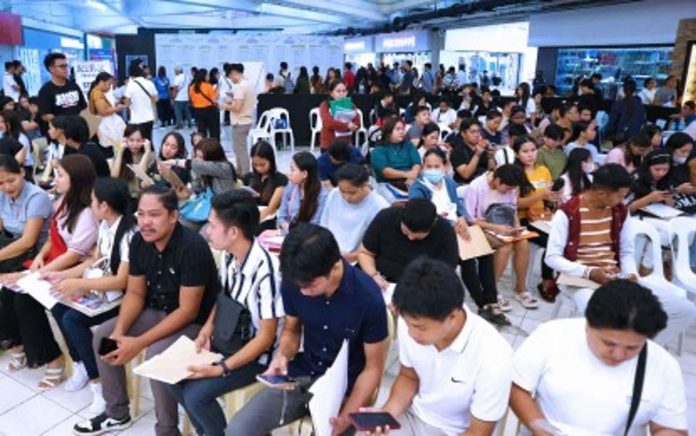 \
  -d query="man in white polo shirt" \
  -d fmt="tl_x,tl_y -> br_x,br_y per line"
369,257 -> 512,436
224,63 -> 256,176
